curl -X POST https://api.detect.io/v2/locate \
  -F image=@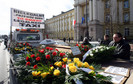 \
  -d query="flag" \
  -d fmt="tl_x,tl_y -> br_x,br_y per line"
81,17 -> 85,24
73,20 -> 76,27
